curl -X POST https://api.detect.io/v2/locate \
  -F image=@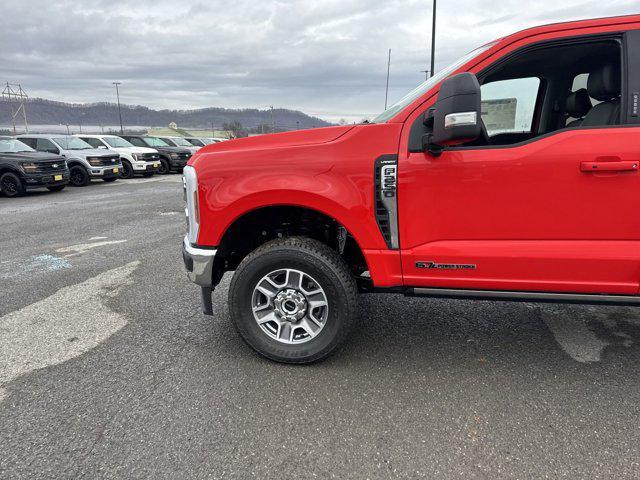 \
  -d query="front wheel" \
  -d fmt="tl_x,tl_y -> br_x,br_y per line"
0,172 -> 25,197
120,160 -> 134,179
69,165 -> 90,186
158,158 -> 170,175
229,237 -> 358,364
